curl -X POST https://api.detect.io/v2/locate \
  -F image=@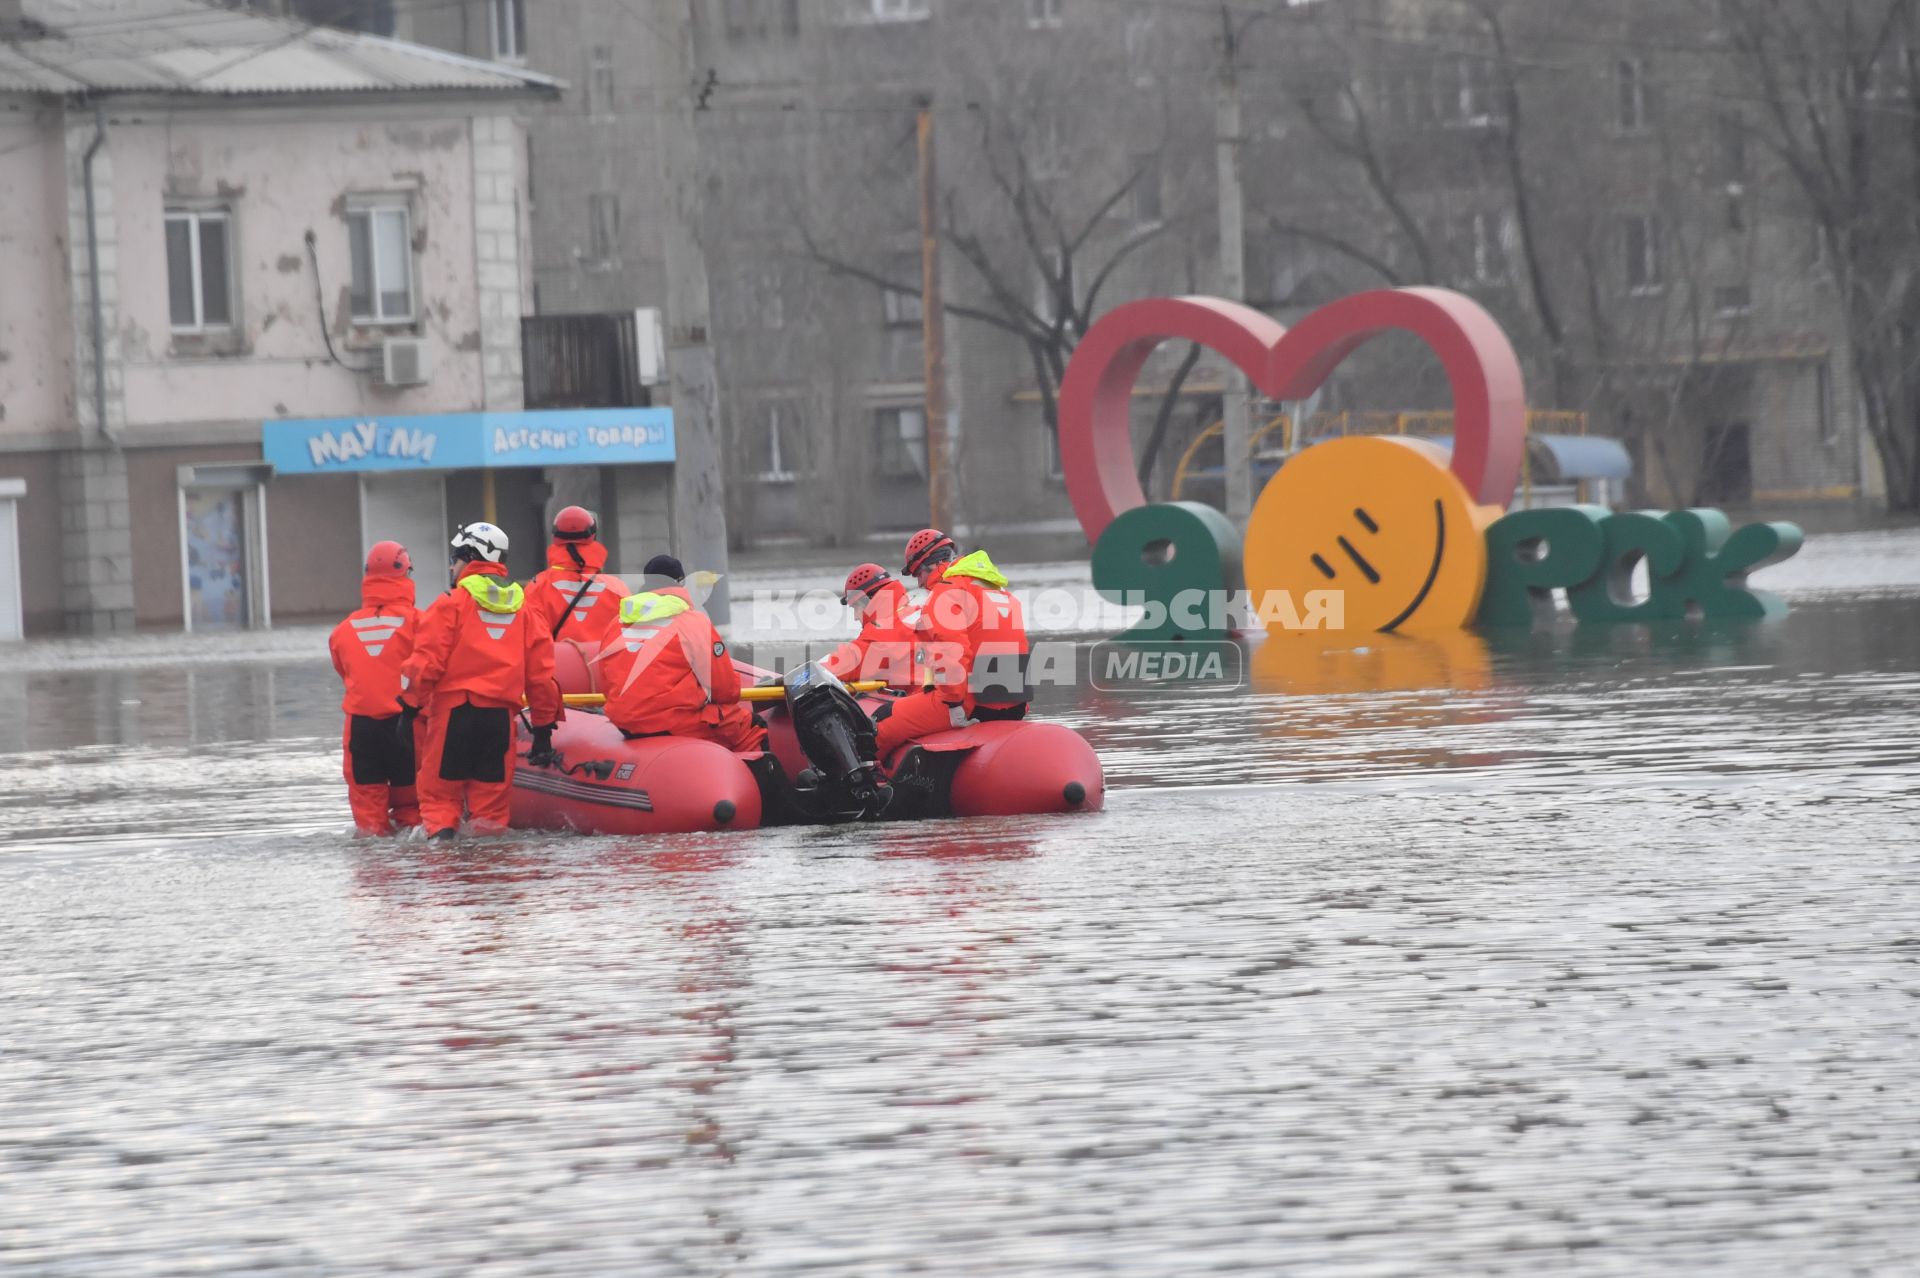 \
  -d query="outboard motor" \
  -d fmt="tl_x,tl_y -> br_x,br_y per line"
783,662 -> 891,818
